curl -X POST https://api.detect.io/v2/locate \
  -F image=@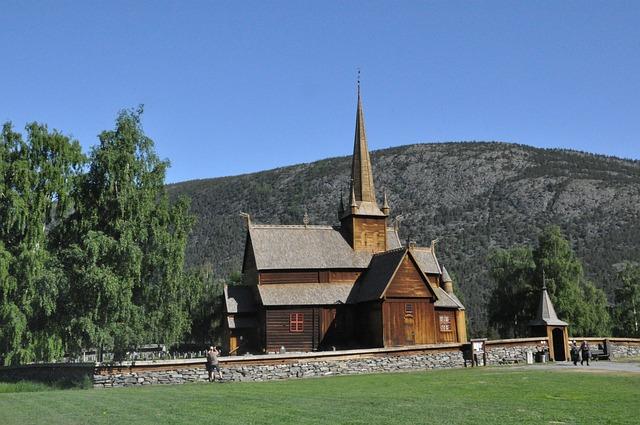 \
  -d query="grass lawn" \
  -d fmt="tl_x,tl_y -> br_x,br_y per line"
0,381 -> 53,394
1,367 -> 639,424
